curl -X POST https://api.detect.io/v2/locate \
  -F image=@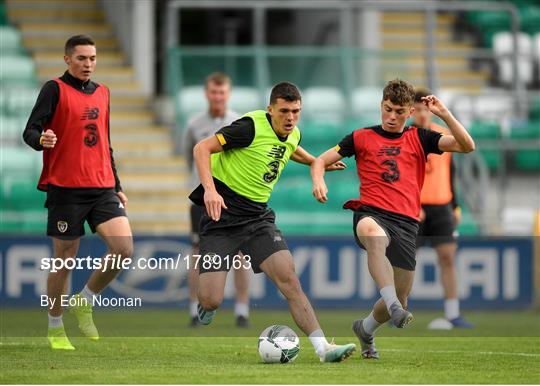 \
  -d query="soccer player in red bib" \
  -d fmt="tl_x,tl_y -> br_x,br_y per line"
310,79 -> 475,359
23,35 -> 133,350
